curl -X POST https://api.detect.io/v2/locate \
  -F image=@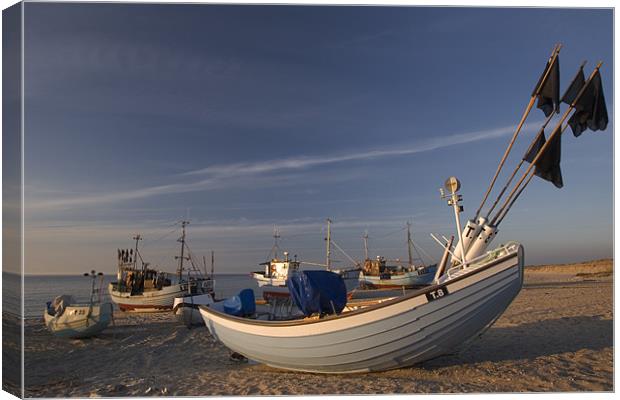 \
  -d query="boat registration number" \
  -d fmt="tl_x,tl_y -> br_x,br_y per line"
426,286 -> 449,302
